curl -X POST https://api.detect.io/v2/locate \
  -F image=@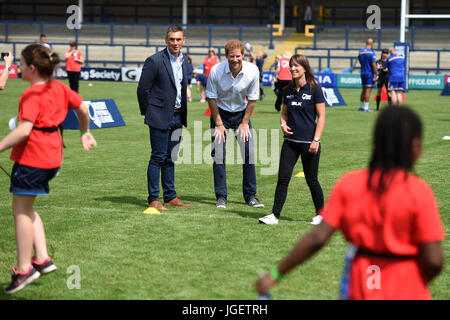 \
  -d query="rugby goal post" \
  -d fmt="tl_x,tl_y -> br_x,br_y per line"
400,0 -> 450,42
